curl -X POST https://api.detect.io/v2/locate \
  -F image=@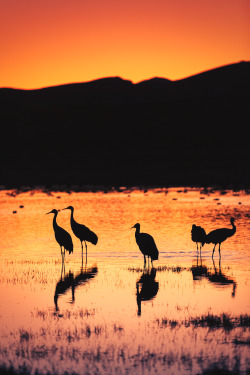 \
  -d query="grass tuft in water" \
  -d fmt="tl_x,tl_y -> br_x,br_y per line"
156,314 -> 250,331
128,265 -> 186,273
